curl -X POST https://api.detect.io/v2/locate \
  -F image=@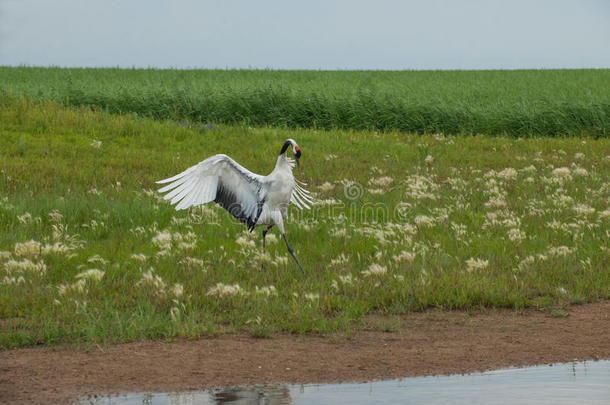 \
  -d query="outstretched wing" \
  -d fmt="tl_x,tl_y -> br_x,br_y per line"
157,154 -> 266,230
290,179 -> 314,210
